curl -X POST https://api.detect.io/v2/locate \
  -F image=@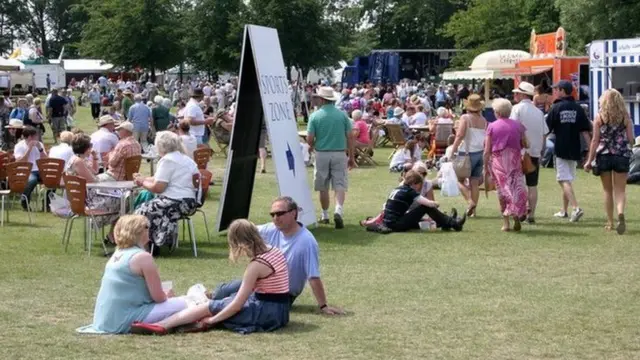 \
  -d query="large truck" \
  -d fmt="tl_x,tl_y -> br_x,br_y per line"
22,63 -> 66,94
341,49 -> 464,87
